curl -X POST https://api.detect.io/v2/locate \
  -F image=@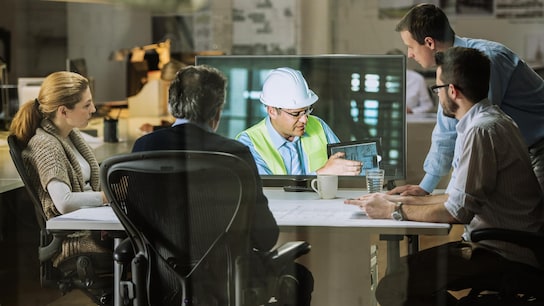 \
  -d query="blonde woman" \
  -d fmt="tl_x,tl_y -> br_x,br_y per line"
10,71 -> 110,266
